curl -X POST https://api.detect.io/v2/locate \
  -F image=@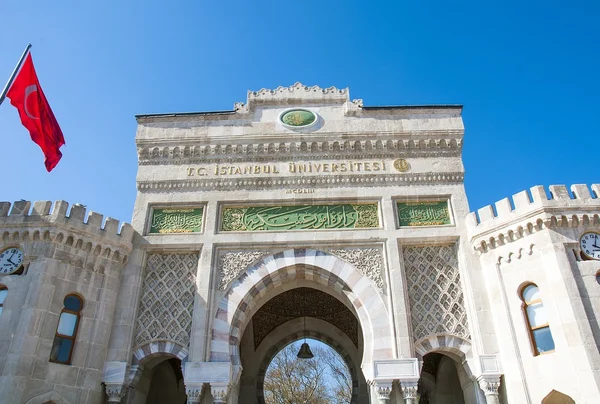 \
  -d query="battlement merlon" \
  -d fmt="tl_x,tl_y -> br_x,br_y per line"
466,184 -> 600,247
0,200 -> 135,251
